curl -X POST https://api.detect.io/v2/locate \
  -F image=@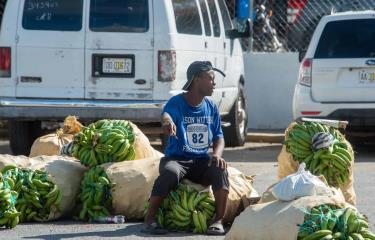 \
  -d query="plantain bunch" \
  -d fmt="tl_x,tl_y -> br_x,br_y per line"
1,165 -> 62,224
285,121 -> 354,187
72,119 -> 136,168
77,166 -> 115,221
144,184 -> 216,233
298,204 -> 375,240
0,171 -> 20,228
